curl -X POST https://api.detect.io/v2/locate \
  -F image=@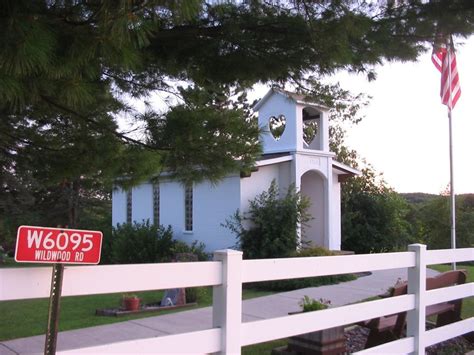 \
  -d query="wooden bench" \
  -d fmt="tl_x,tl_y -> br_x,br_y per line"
360,269 -> 468,348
